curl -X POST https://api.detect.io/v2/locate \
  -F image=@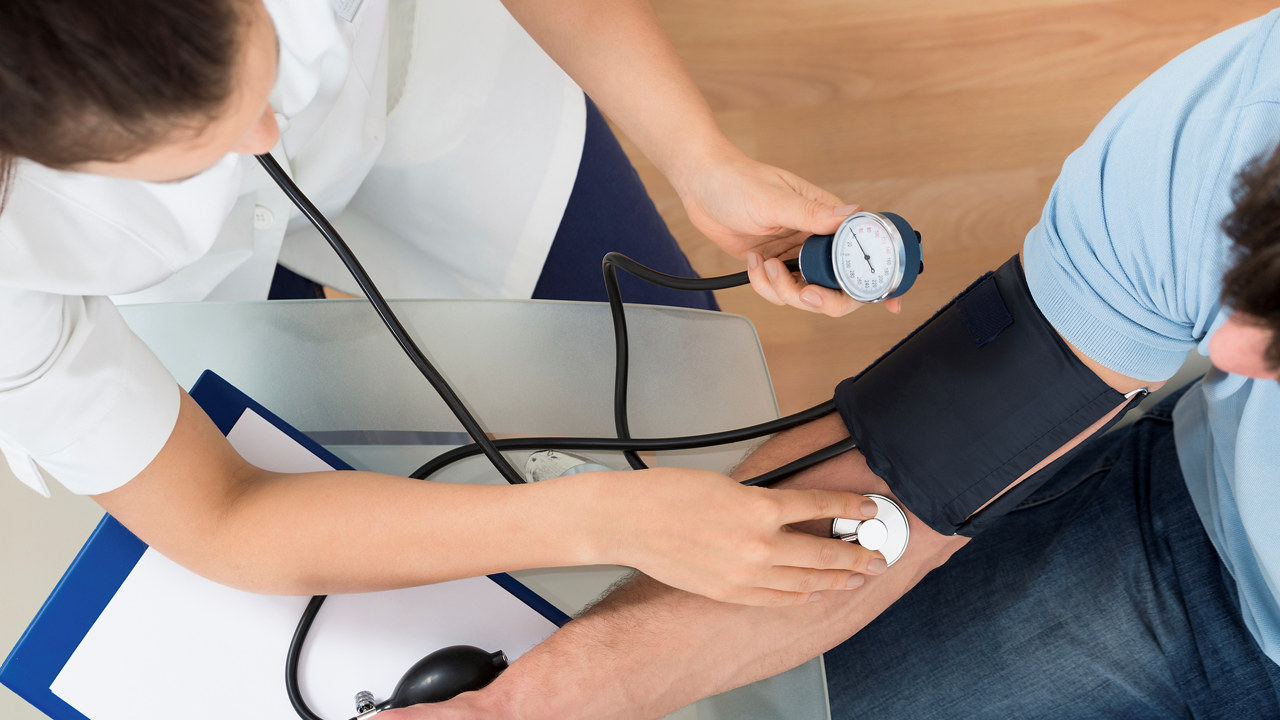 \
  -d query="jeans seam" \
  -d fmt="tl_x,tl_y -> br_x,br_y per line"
1012,410 -> 1173,511
1015,461 -> 1117,509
